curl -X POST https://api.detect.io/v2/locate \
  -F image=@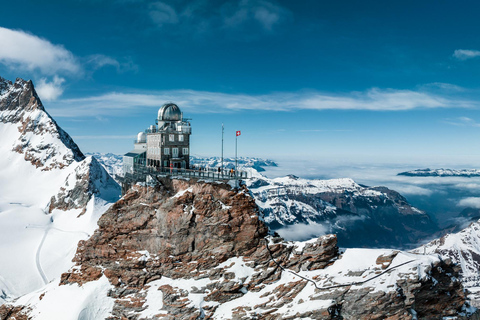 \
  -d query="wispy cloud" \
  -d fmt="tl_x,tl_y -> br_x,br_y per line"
149,2 -> 179,26
146,0 -> 291,34
47,87 -> 479,118
222,0 -> 290,31
444,116 -> 480,127
84,54 -> 138,73
298,129 -> 352,132
72,135 -> 136,140
453,49 -> 480,61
